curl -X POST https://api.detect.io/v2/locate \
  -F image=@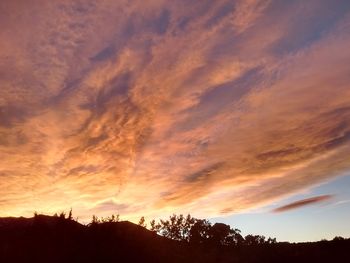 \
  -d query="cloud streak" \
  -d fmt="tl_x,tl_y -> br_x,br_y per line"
272,195 -> 333,213
0,0 -> 350,220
